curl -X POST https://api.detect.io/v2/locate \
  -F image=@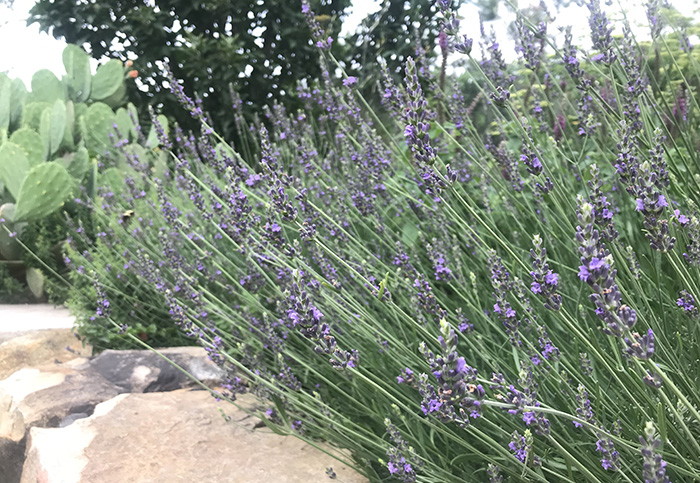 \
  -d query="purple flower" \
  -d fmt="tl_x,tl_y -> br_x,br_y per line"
639,422 -> 670,483
674,209 -> 689,225
342,76 -> 357,87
